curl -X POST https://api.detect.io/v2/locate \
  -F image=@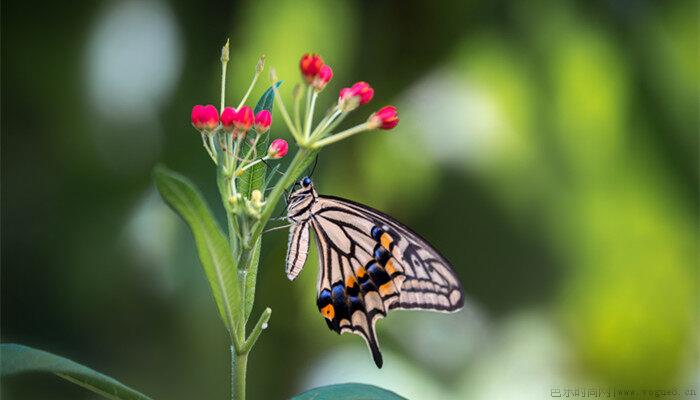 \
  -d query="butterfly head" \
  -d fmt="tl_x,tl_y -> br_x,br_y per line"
286,176 -> 317,222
